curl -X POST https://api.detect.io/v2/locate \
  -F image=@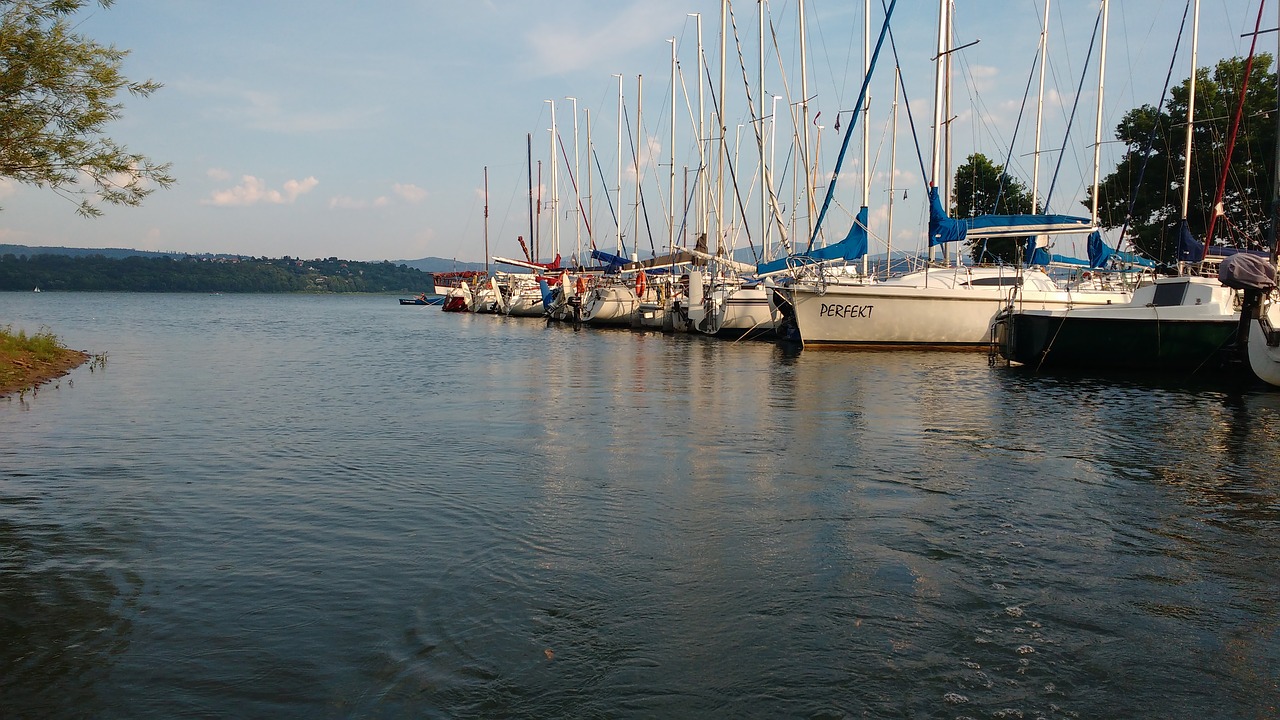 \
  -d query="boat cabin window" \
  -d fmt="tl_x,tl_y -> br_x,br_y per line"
1152,281 -> 1188,307
962,277 -> 1022,287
